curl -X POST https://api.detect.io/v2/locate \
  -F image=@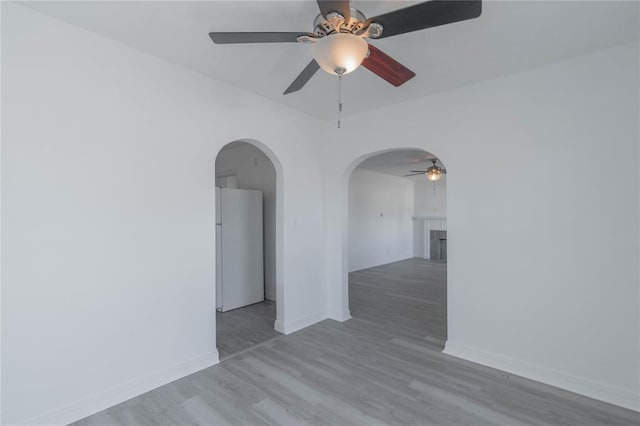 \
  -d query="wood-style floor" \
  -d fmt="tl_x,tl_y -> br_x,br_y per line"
217,300 -> 280,360
349,258 -> 447,351
73,258 -> 639,425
